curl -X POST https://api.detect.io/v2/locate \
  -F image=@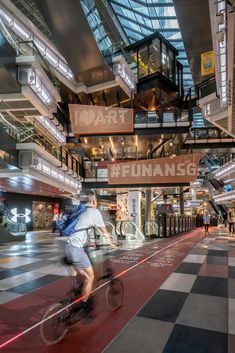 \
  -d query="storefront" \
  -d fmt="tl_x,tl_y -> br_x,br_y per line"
3,193 -> 66,231
32,201 -> 59,231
